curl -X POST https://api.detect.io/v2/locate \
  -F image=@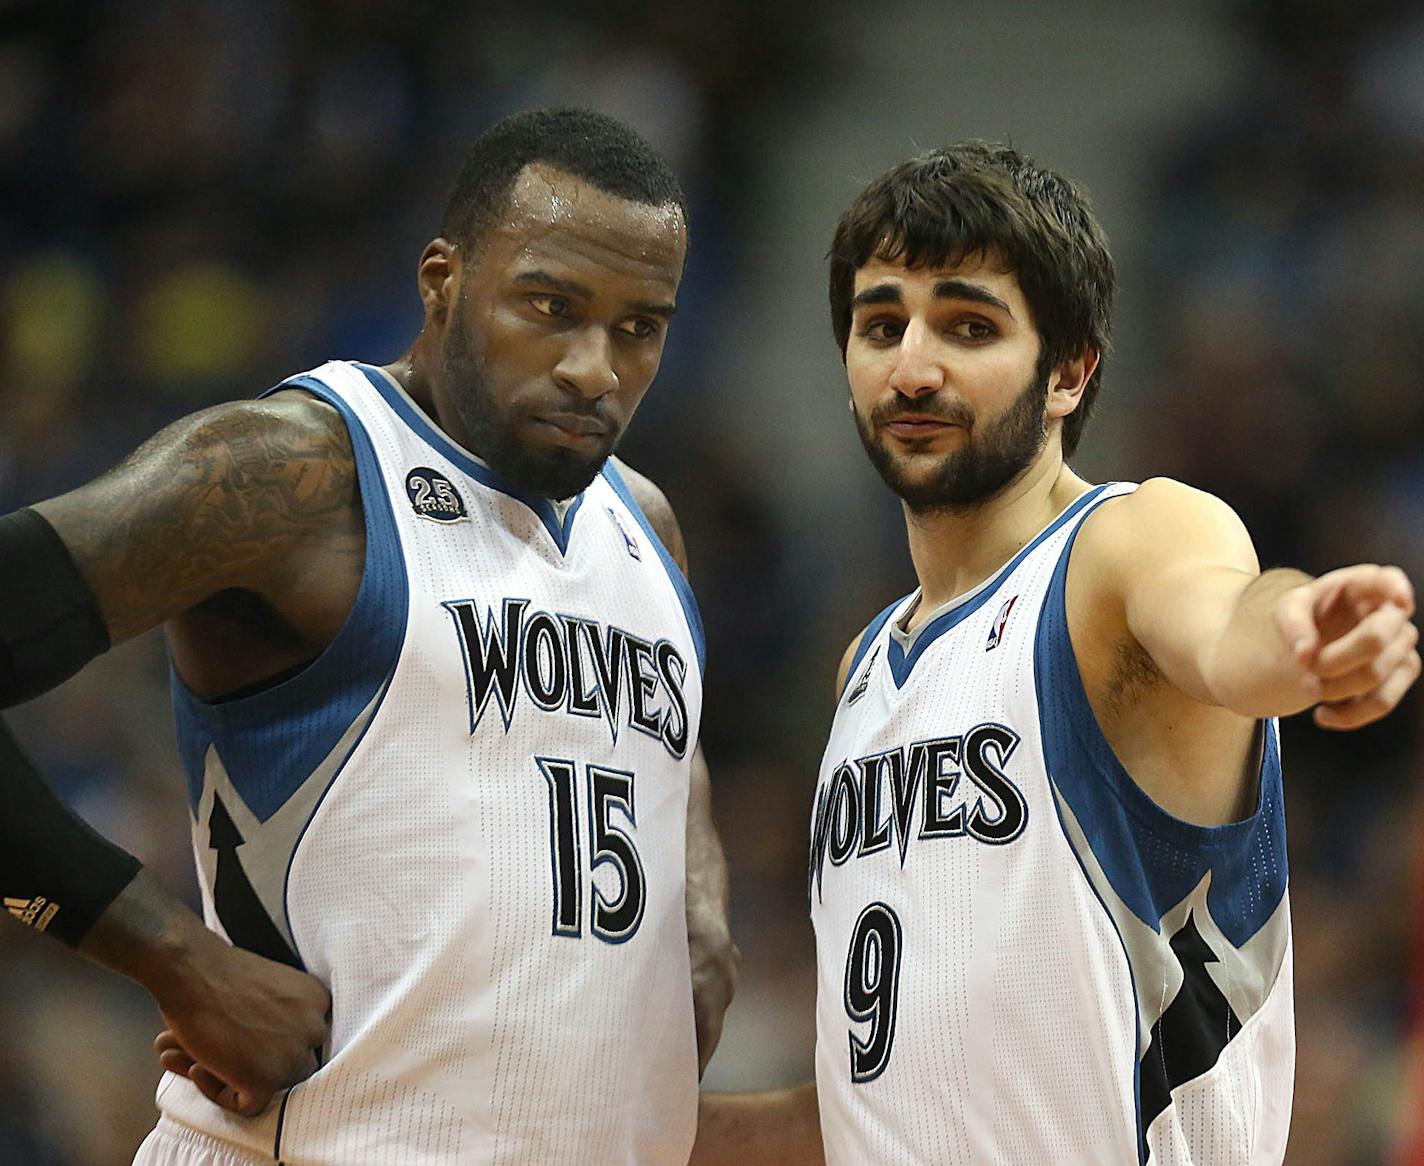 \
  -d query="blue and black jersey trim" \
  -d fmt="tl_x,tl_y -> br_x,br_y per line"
1033,505 -> 1288,949
171,377 -> 410,821
353,362 -> 586,554
1033,487 -> 1289,1161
